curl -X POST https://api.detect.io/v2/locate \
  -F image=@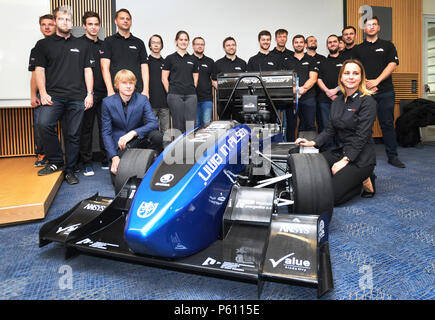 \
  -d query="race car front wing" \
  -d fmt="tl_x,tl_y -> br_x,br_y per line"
39,178 -> 333,298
